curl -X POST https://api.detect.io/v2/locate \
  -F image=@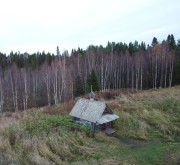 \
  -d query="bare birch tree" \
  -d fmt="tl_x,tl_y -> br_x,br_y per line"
0,74 -> 4,113
21,68 -> 29,110
41,63 -> 51,106
9,64 -> 19,111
